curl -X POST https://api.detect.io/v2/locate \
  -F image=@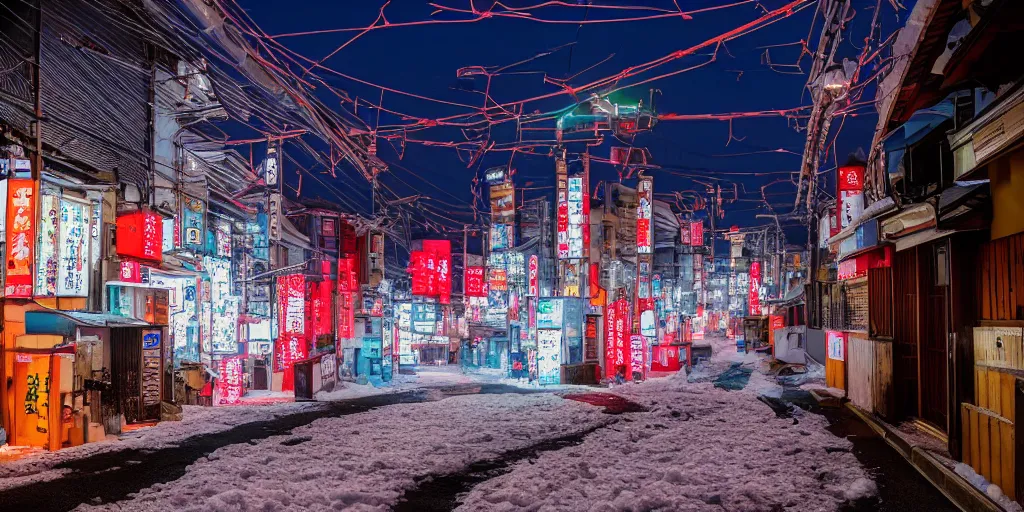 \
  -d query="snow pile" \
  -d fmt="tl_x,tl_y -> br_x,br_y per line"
77,393 -> 611,512
0,402 -> 319,488
954,463 -> 1023,512
458,373 -> 875,511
